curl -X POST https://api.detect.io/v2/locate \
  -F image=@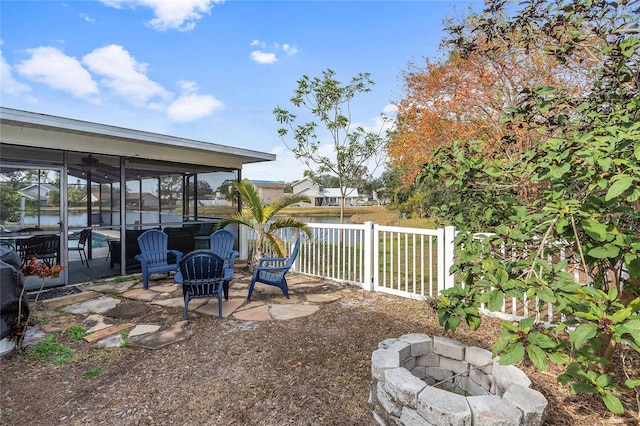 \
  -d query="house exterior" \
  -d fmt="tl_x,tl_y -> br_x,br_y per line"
18,183 -> 60,205
250,180 -> 285,205
0,107 -> 276,287
291,178 -> 359,207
